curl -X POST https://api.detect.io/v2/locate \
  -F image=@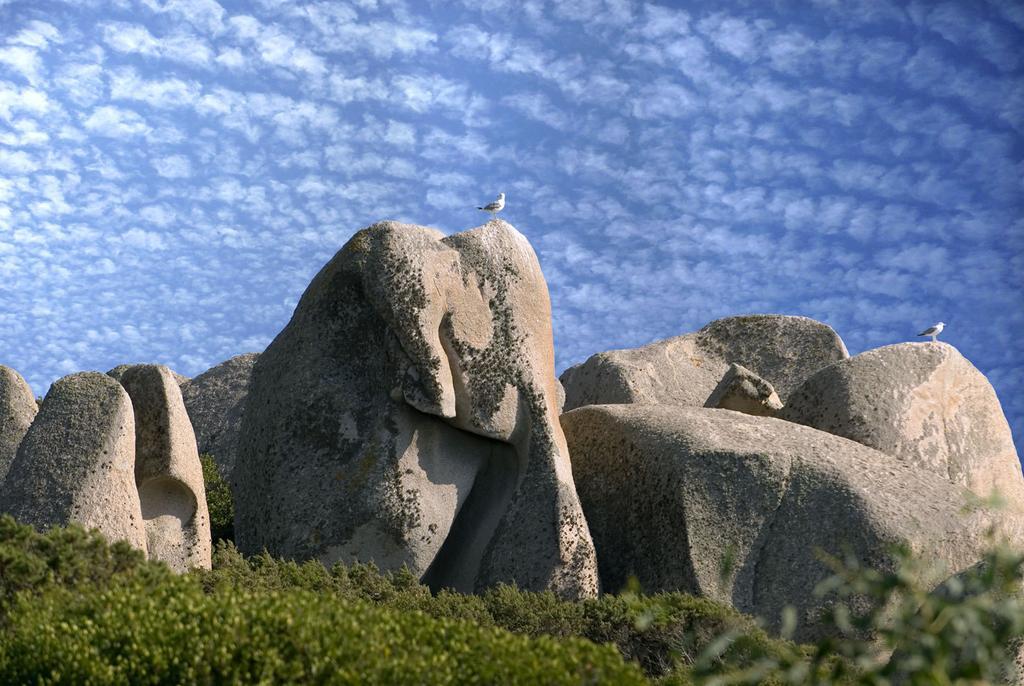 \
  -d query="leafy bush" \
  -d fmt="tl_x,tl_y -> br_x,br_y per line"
196,542 -> 797,679
0,575 -> 645,685
686,543 -> 1024,685
0,517 -> 1020,684
0,515 -> 150,614
199,453 -> 234,544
